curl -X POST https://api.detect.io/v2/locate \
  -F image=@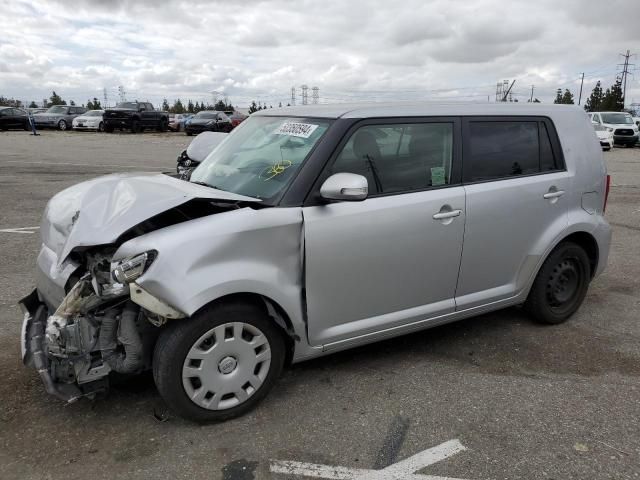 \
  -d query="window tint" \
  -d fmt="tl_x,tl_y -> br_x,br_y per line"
540,122 -> 559,171
331,123 -> 454,195
466,121 -> 546,181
